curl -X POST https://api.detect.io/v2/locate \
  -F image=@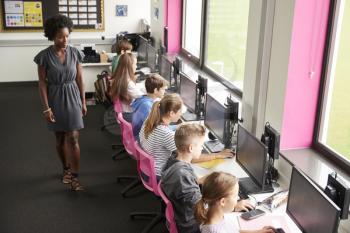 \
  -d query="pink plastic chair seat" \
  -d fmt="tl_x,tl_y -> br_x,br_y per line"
134,142 -> 159,196
117,112 -> 137,159
158,182 -> 178,233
